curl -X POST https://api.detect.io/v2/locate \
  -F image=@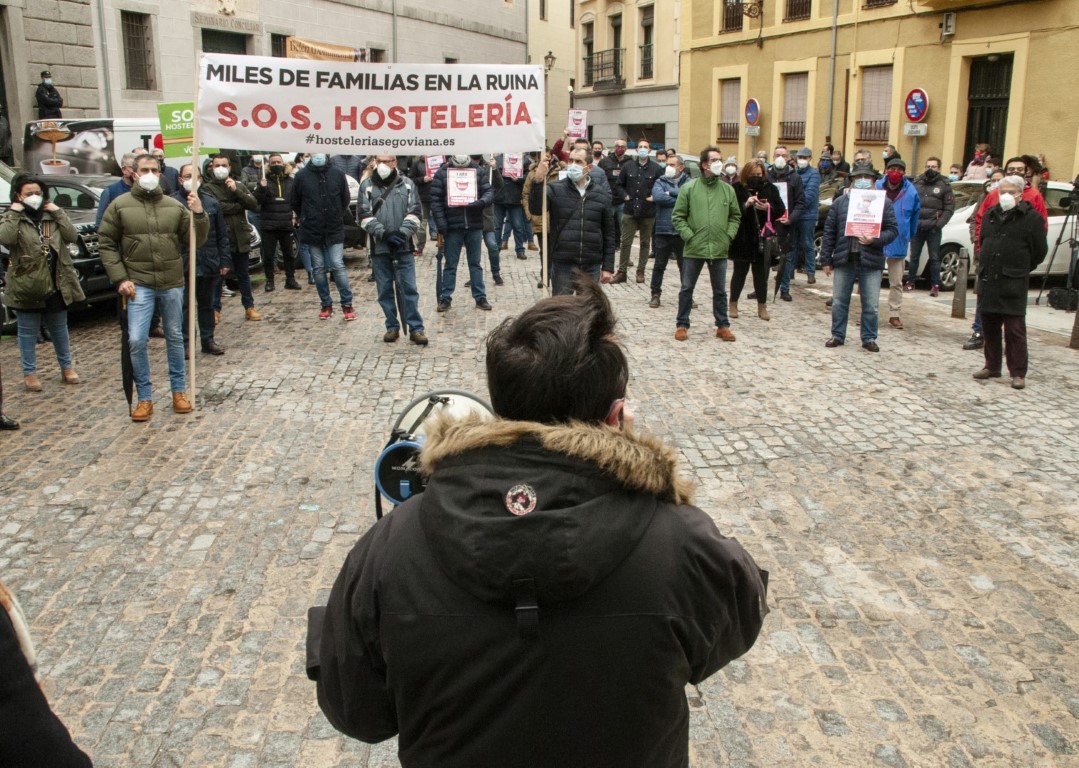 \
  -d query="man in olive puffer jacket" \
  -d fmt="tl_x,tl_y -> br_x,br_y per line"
99,155 -> 209,422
